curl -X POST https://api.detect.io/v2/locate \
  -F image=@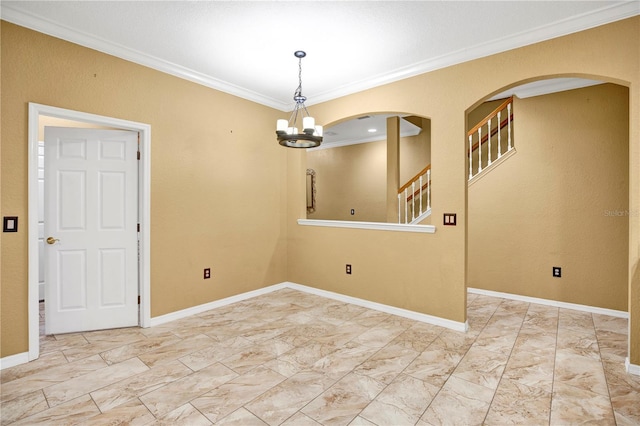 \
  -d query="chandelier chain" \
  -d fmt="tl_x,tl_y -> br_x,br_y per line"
297,56 -> 303,98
